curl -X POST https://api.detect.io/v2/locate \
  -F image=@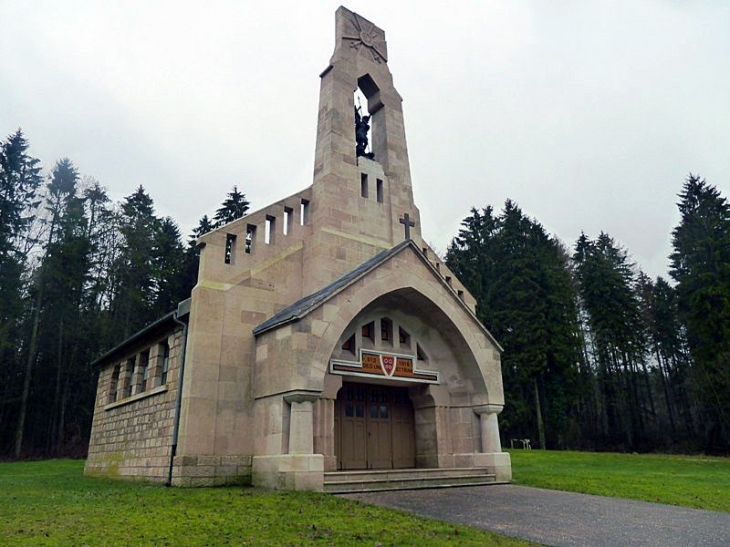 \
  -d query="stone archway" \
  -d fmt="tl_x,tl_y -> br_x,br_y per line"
316,285 -> 494,473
